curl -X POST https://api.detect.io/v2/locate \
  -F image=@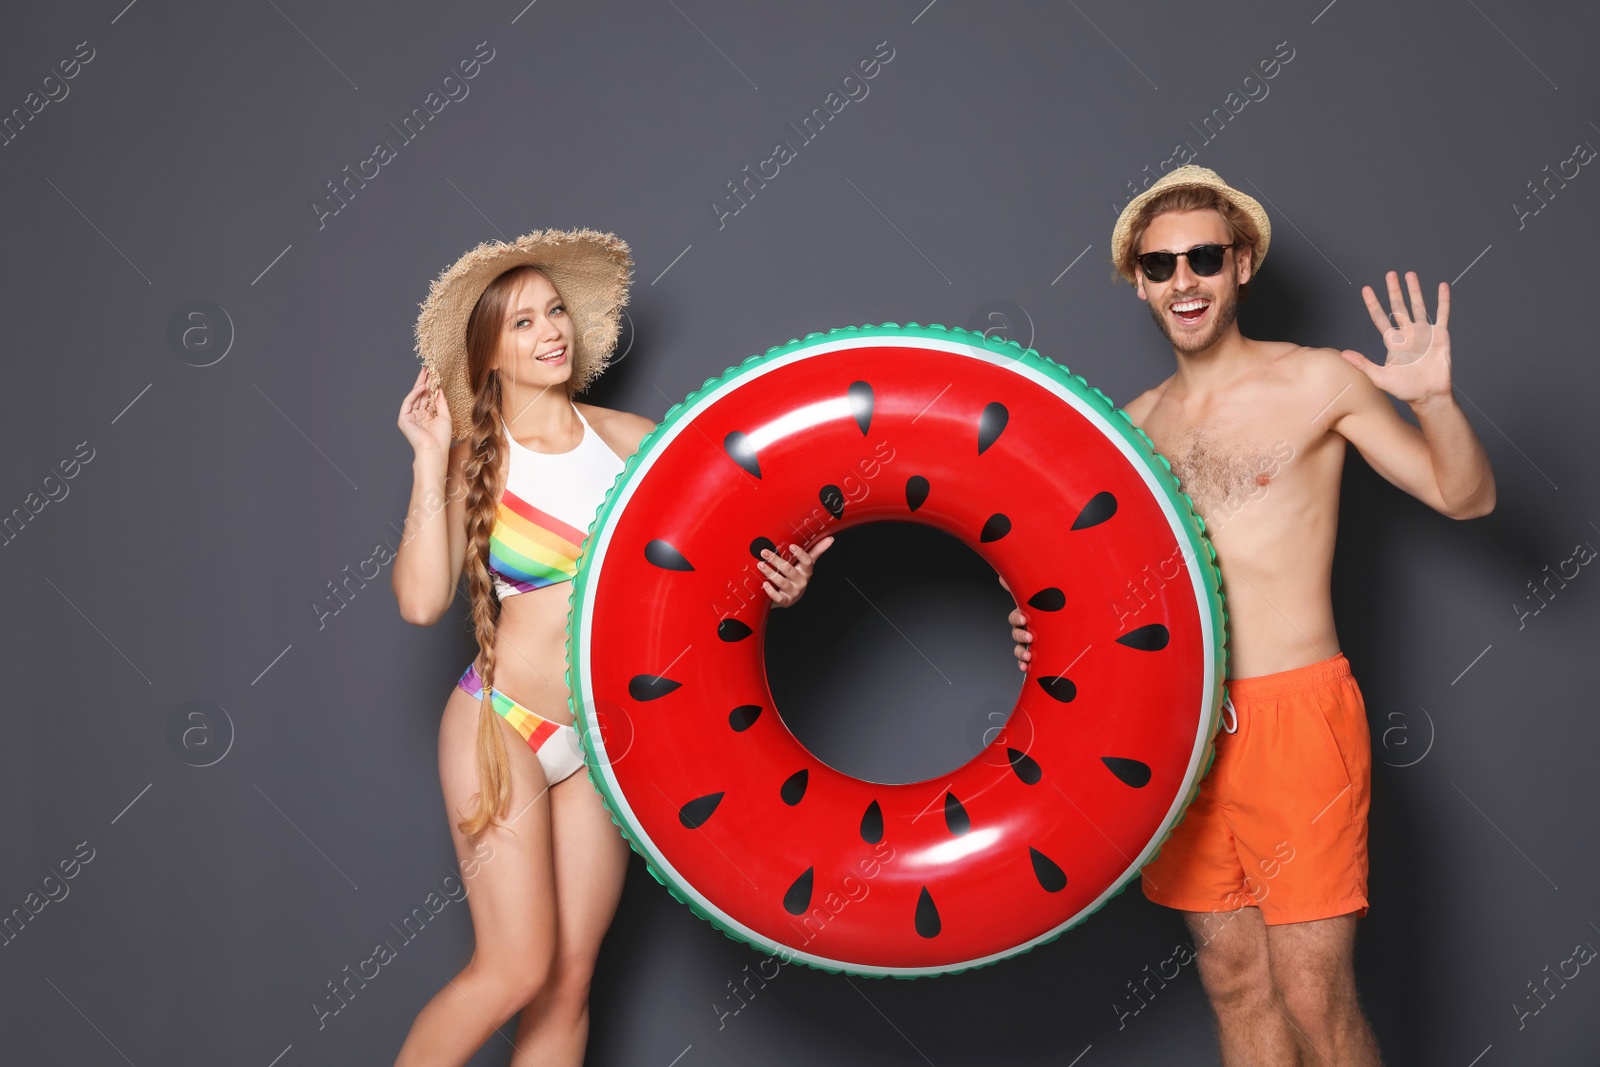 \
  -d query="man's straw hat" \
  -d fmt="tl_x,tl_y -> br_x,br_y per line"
414,228 -> 633,441
1110,166 -> 1271,285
